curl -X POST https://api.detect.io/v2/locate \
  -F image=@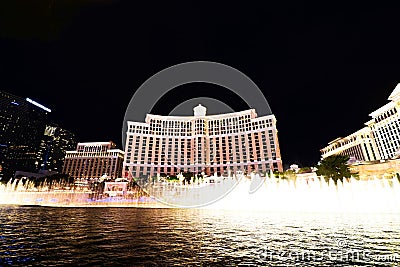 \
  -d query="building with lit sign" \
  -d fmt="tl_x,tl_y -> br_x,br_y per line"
62,141 -> 124,179
124,105 -> 283,179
